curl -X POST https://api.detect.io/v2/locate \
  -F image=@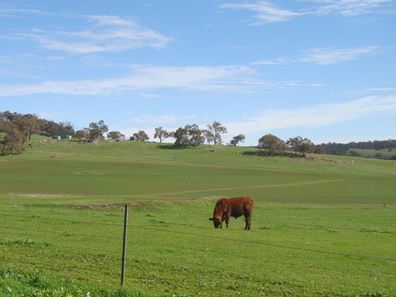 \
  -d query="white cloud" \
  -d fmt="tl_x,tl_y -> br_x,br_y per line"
311,0 -> 392,16
10,15 -> 172,54
226,95 -> 396,135
130,114 -> 197,126
0,64 -> 317,96
252,57 -> 291,65
0,8 -> 46,17
0,65 -> 252,96
300,46 -> 380,65
253,46 -> 381,66
220,0 -> 392,24
220,1 -> 301,24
